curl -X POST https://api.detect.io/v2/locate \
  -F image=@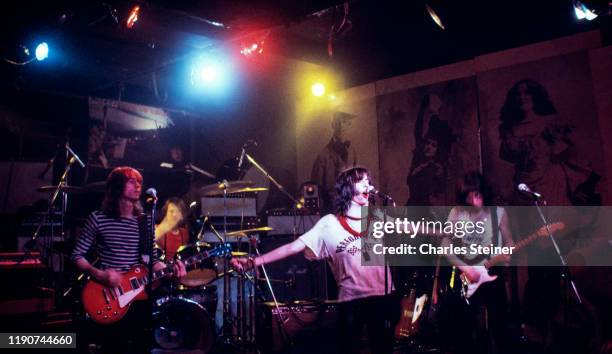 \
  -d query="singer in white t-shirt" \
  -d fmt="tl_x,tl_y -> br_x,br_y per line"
232,166 -> 396,353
